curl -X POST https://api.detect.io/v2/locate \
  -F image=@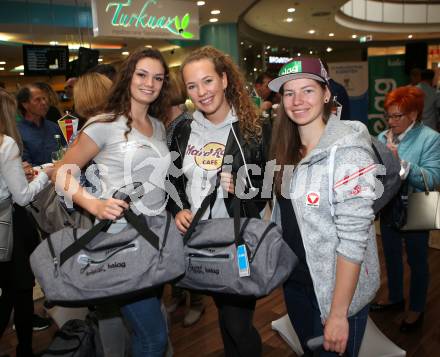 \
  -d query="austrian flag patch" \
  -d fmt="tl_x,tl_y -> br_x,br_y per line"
334,164 -> 376,189
306,192 -> 320,207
